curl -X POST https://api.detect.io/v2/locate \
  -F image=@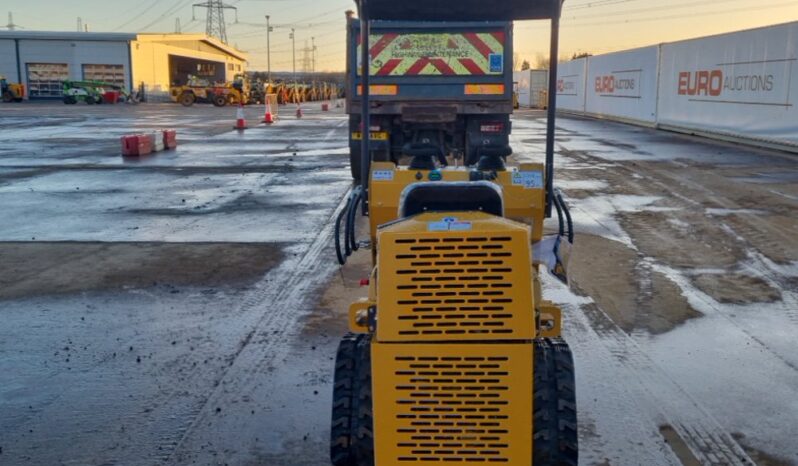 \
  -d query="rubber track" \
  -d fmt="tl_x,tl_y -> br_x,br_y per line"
331,333 -> 362,466
352,335 -> 374,466
534,338 -> 579,466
